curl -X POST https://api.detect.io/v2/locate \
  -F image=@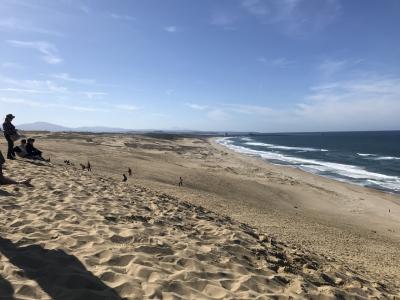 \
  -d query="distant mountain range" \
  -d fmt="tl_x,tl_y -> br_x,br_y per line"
16,122 -> 135,133
15,121 -> 231,135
